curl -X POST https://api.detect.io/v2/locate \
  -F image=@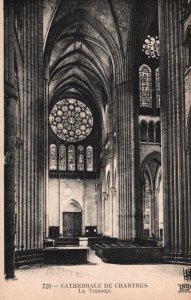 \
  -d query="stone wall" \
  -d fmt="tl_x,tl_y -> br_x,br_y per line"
48,178 -> 98,235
